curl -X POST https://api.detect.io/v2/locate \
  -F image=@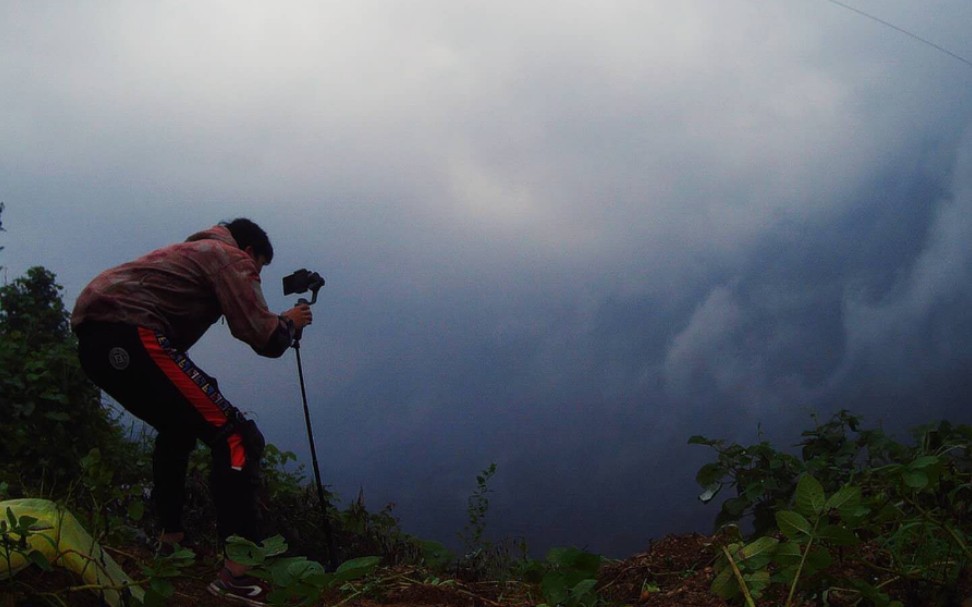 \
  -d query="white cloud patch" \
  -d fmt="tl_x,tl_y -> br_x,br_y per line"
3,0 -> 972,557
7,0 -> 966,261
660,282 -> 810,412
842,126 -> 972,367
663,284 -> 745,394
